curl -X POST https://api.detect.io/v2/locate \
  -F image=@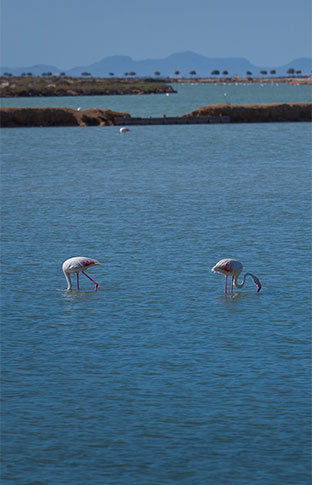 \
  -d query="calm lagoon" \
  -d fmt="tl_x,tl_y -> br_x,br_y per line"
1,84 -> 311,484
